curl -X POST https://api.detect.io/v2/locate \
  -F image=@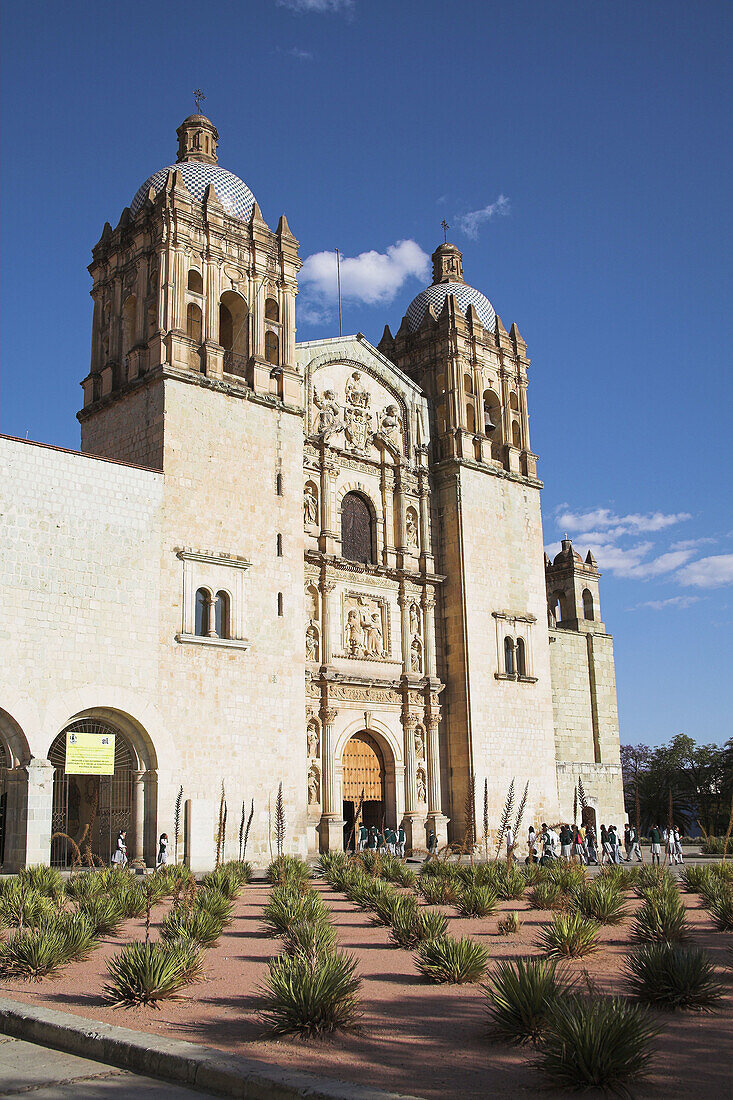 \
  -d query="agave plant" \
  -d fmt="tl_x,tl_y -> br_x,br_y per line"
349,877 -> 393,912
634,865 -> 677,898
495,865 -> 526,901
201,866 -> 241,899
41,911 -> 98,963
537,994 -> 659,1091
700,875 -> 730,908
538,912 -> 600,959
383,862 -> 417,889
547,862 -> 586,893
599,864 -> 639,892
160,906 -> 224,948
497,912 -> 521,935
318,851 -> 347,877
420,859 -> 459,882
631,888 -> 689,944
520,863 -> 543,886
455,884 -> 498,918
680,865 -> 712,894
65,873 -> 104,904
266,855 -> 311,889
163,936 -> 206,985
282,918 -> 338,957
625,943 -> 723,1010
419,877 -> 457,906
114,880 -> 148,919
706,888 -> 733,931
528,881 -> 568,912
574,880 -> 628,925
261,887 -> 329,937
0,884 -> 53,929
373,891 -> 417,928
415,935 -> 489,983
104,940 -> 202,1006
194,888 -> 235,925
0,926 -> 69,979
259,948 -> 362,1036
220,859 -> 252,885
77,895 -> 126,937
19,866 -> 64,899
483,957 -> 569,1044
